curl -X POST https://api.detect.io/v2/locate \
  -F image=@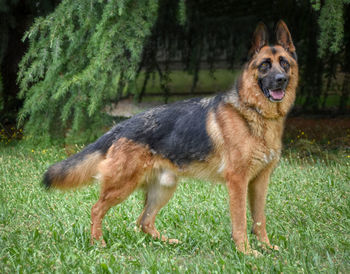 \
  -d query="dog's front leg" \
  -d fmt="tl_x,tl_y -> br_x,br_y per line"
248,163 -> 279,251
226,173 -> 260,256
